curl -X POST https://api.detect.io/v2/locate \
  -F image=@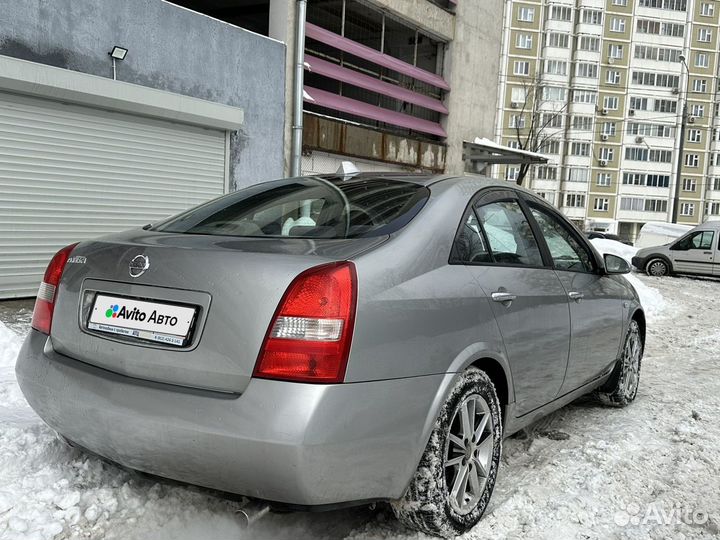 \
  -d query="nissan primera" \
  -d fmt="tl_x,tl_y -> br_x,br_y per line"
16,174 -> 644,537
